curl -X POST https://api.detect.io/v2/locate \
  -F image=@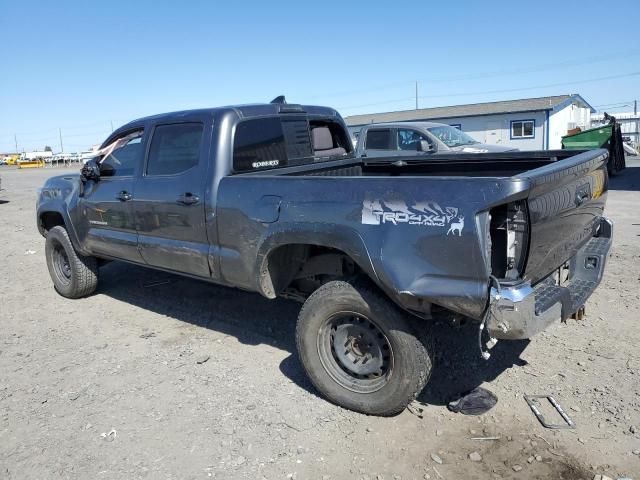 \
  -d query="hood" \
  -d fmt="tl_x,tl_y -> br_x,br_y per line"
449,143 -> 518,153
